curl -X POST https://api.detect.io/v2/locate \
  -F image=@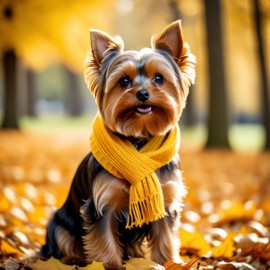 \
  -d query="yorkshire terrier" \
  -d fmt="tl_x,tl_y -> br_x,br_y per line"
40,20 -> 195,269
